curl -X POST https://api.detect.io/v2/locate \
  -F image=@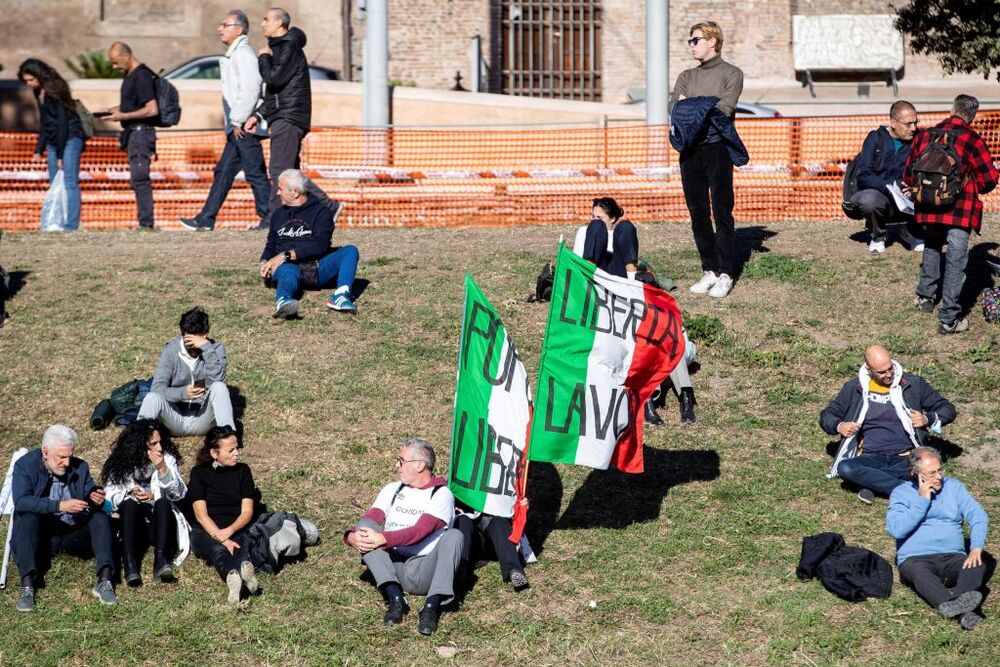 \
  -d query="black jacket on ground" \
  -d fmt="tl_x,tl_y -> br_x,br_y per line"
260,193 -> 334,263
259,27 -> 311,131
797,532 -> 893,602
856,126 -> 911,192
819,373 -> 956,446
